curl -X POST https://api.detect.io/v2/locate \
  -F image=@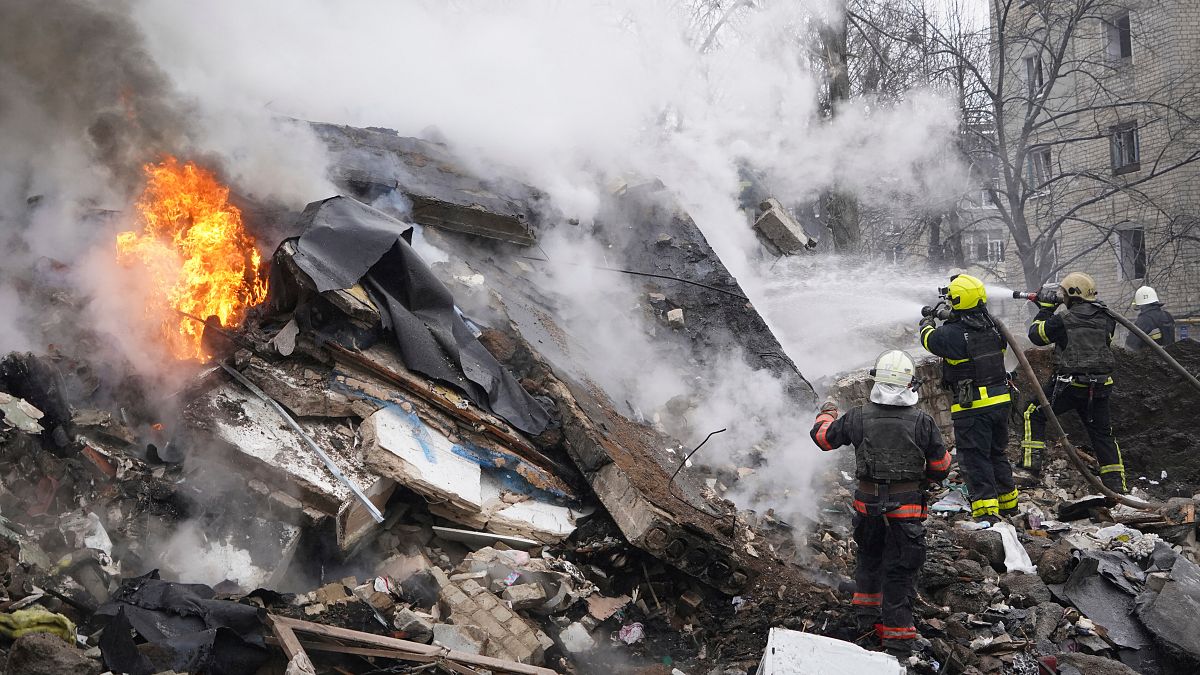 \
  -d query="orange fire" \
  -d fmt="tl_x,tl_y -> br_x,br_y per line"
116,157 -> 267,361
